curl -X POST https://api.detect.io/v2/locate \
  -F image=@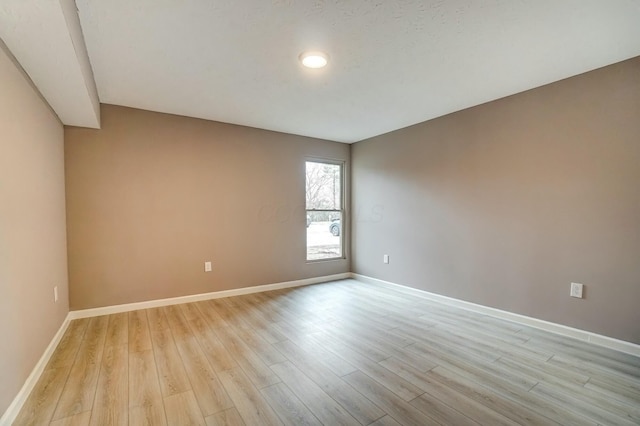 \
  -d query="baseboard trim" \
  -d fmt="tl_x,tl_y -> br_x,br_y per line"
2,273 -> 349,424
350,273 -> 640,357
68,273 -> 351,320
0,314 -> 71,425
